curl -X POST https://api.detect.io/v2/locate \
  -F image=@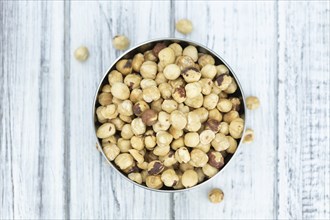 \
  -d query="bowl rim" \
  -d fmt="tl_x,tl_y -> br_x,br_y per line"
92,37 -> 247,193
